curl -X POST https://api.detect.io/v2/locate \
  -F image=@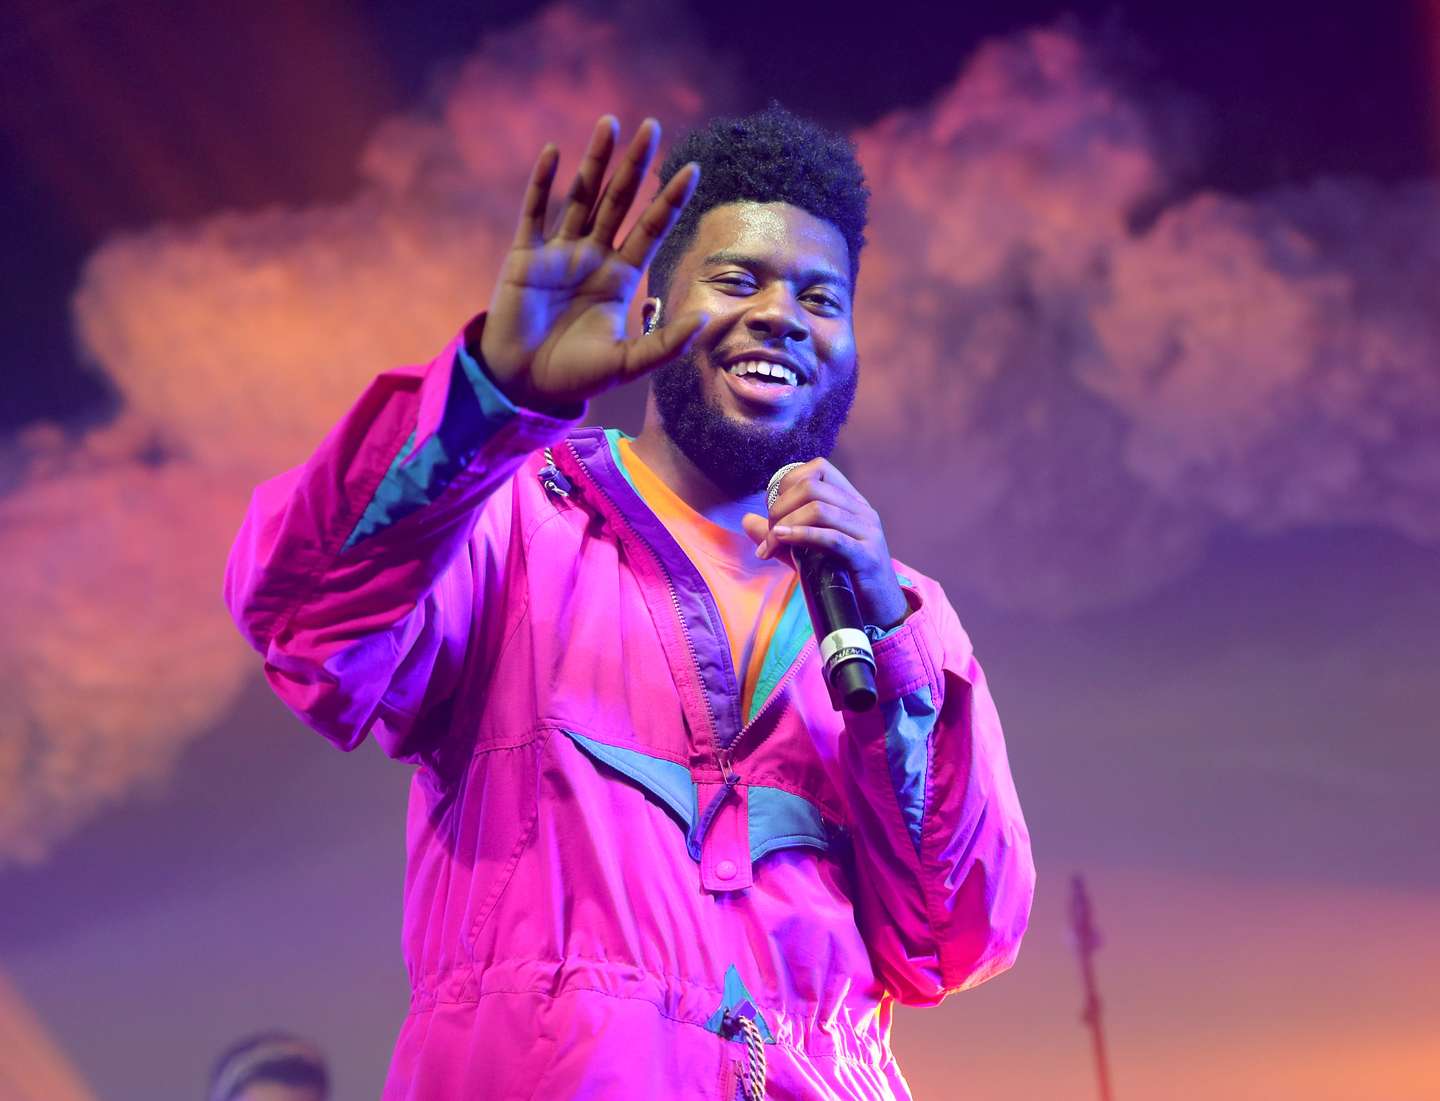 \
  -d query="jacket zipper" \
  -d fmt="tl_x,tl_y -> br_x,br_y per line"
562,439 -> 822,776
564,440 -> 727,764
723,636 -> 815,765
